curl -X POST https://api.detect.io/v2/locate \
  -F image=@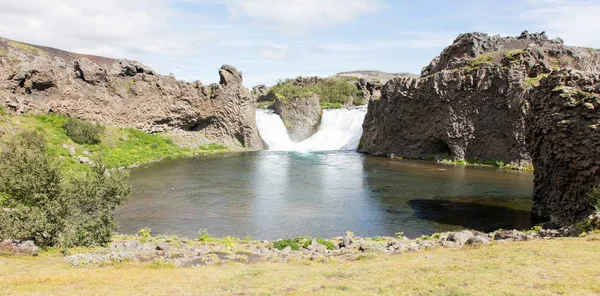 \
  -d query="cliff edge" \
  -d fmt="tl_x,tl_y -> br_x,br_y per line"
360,31 -> 600,166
